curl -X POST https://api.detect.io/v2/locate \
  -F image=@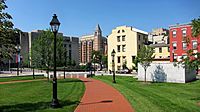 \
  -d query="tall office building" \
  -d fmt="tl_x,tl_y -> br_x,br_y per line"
11,30 -> 79,67
79,24 -> 107,65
